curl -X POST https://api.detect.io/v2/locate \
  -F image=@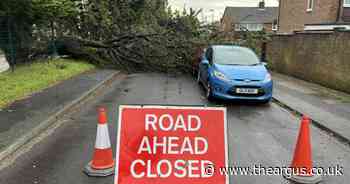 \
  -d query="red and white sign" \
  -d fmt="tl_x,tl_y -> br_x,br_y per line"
115,105 -> 228,184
